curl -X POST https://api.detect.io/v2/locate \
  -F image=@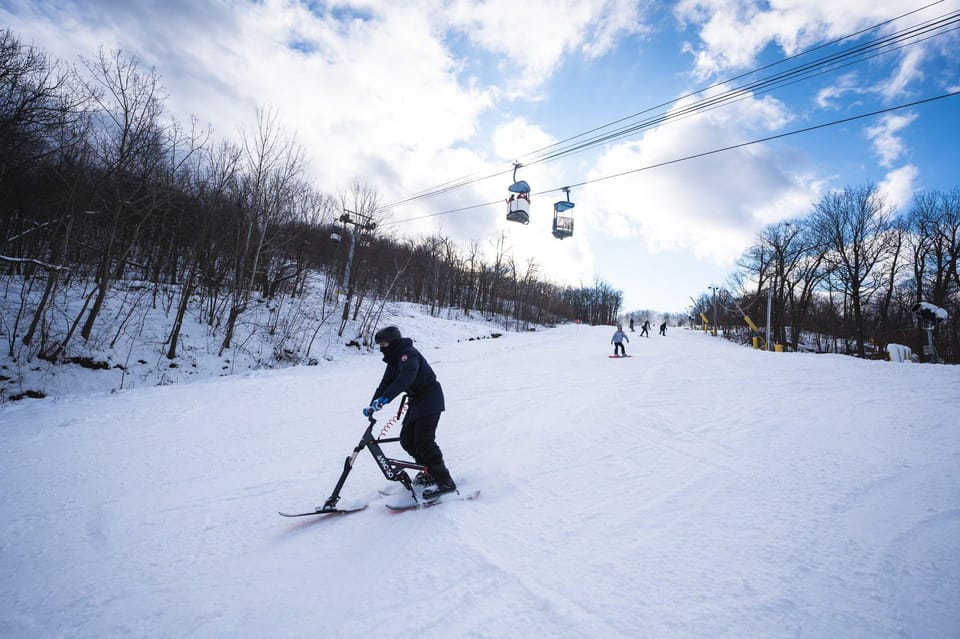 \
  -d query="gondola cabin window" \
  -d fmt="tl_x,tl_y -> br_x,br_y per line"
507,191 -> 530,224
